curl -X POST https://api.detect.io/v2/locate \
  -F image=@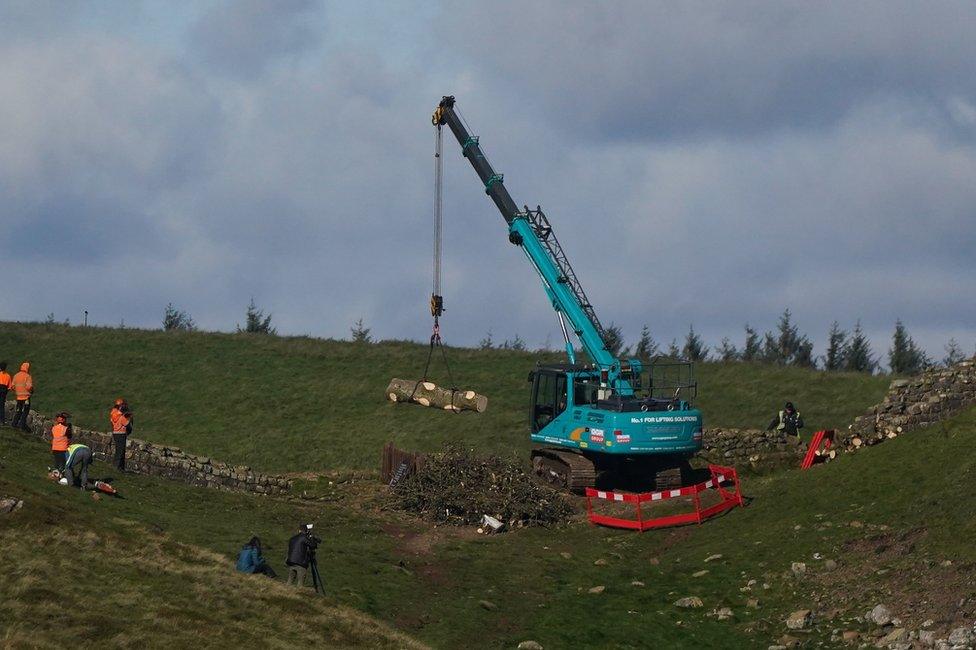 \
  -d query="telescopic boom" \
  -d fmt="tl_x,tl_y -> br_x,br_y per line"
432,96 -> 638,395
